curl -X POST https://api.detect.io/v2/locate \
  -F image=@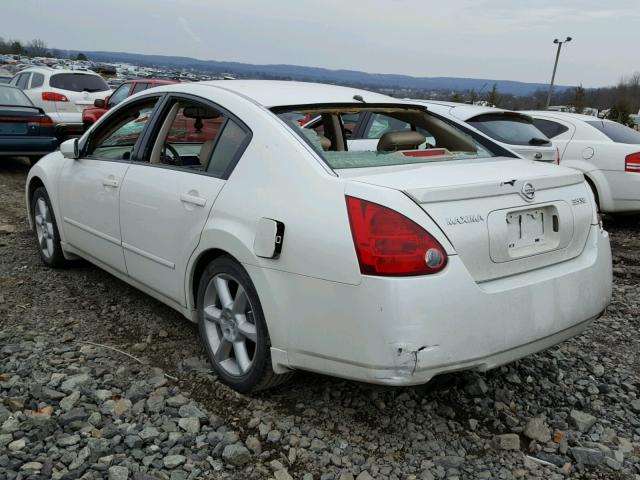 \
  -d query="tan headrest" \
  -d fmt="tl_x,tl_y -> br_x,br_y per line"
377,131 -> 426,152
319,135 -> 332,151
